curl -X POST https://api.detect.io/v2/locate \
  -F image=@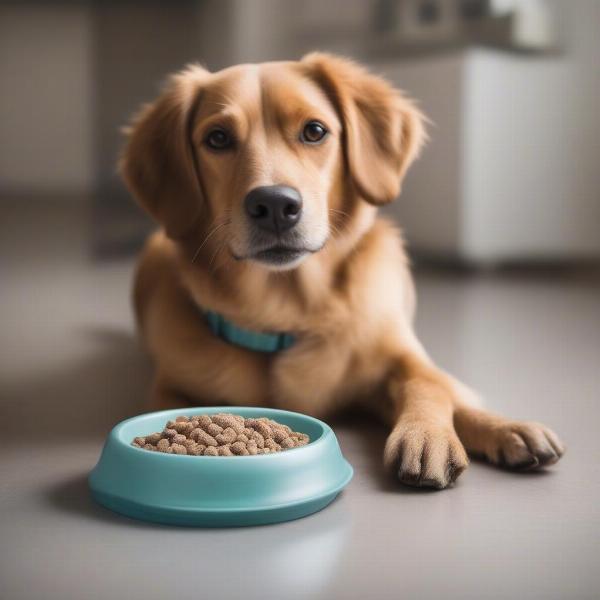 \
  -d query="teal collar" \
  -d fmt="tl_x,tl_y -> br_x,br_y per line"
203,309 -> 295,353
